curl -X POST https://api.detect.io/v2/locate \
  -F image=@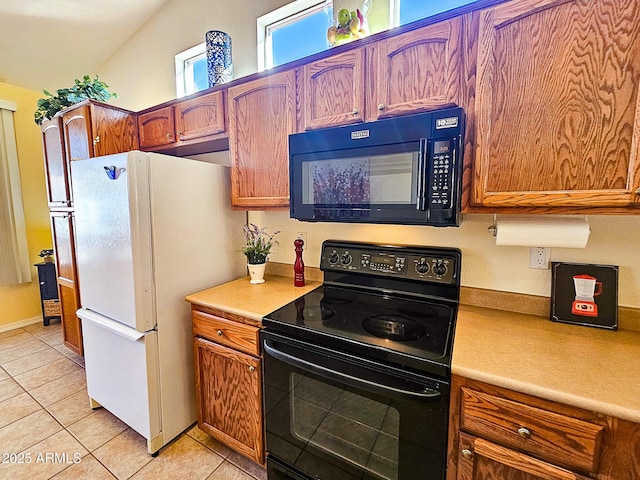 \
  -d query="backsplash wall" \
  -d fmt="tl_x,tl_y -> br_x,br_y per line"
249,211 -> 640,309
